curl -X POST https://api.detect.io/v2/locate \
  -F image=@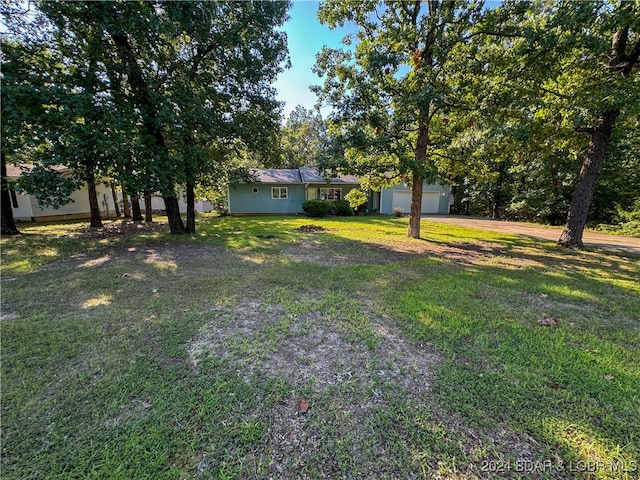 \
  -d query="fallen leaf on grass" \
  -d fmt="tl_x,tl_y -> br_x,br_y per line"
603,374 -> 614,381
295,400 -> 309,414
537,316 -> 559,327
550,383 -> 564,390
